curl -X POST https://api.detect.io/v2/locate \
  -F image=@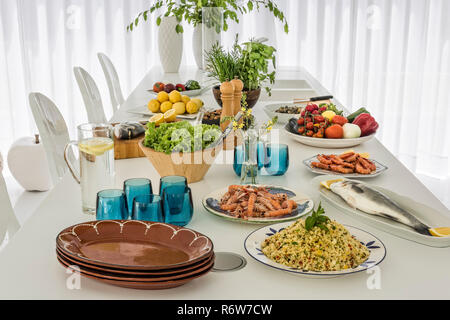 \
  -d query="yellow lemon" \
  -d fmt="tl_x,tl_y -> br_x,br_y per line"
163,109 -> 177,123
157,91 -> 169,103
359,152 -> 370,159
322,110 -> 336,121
149,113 -> 165,126
173,102 -> 186,115
191,98 -> 204,109
160,101 -> 173,113
341,149 -> 370,159
186,101 -> 199,114
181,95 -> 190,104
429,227 -> 450,237
169,90 -> 182,103
147,99 -> 160,113
79,137 -> 114,156
320,179 -> 343,190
